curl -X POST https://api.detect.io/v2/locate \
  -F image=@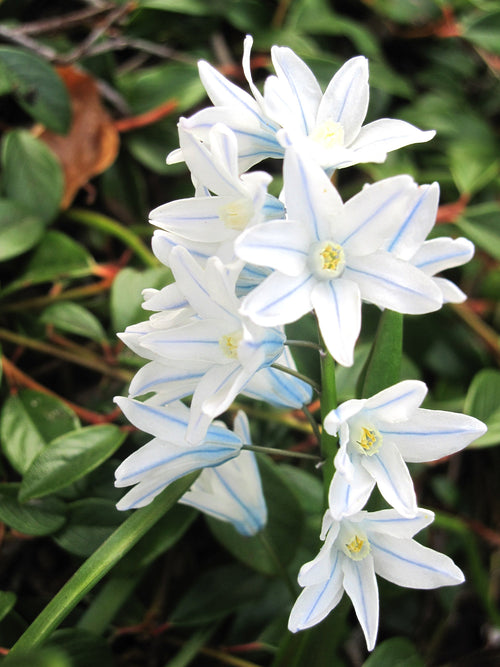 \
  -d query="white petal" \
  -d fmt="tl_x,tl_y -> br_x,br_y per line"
311,278 -> 361,367
350,118 -> 435,159
345,251 -> 442,314
328,467 -> 375,520
208,123 -> 240,178
151,229 -> 216,268
317,56 -> 369,145
339,175 -> 416,256
242,35 -> 265,108
244,364 -> 312,408
270,45 -> 322,135
240,271 -> 315,326
371,534 -> 464,589
433,277 -> 467,303
283,148 -> 343,241
114,396 -> 190,442
412,237 -> 475,276
382,408 -> 487,462
150,196 -> 237,242
385,183 -> 439,259
128,360 -> 203,399
364,380 -> 427,421
142,319 -> 233,363
289,551 -> 344,631
342,556 -> 379,651
362,441 -> 417,517
198,59 -> 262,117
235,220 -> 310,276
364,508 -> 435,539
324,399 -> 366,437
